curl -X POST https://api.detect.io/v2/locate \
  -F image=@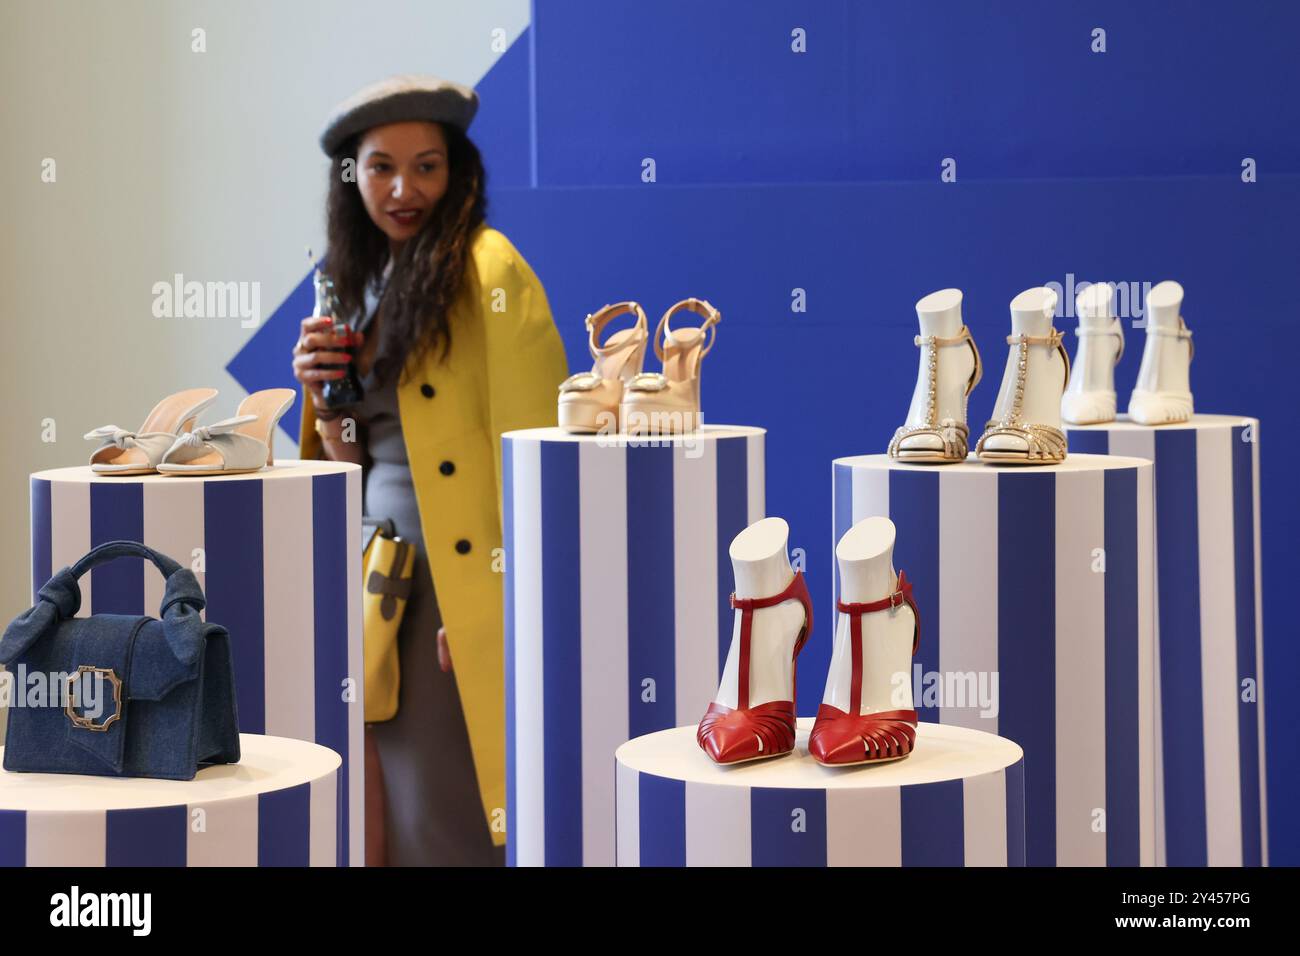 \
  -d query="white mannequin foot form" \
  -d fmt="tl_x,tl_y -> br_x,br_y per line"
977,286 -> 1070,464
697,517 -> 813,765
809,517 -> 920,766
1061,283 -> 1124,425
1128,280 -> 1194,425
890,289 -> 981,462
